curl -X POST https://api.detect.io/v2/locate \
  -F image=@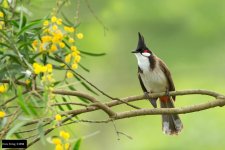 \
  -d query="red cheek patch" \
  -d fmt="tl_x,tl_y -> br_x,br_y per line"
143,50 -> 149,53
